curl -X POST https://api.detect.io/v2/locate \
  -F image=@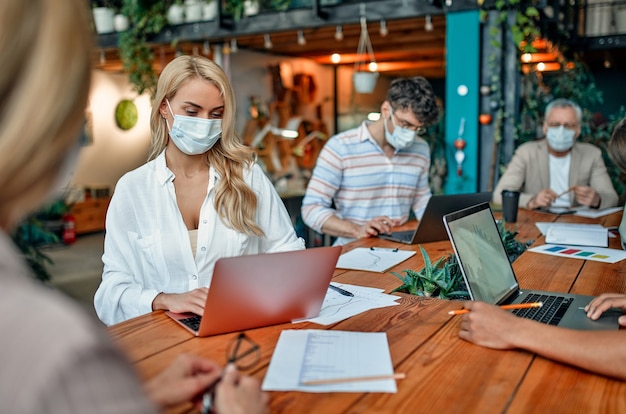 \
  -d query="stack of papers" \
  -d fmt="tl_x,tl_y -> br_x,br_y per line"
297,283 -> 400,325
543,223 -> 608,247
262,330 -> 398,393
